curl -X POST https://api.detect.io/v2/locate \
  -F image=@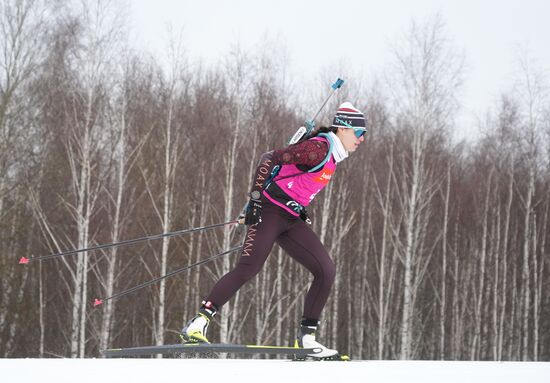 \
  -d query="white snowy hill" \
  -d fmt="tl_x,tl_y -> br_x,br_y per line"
3,359 -> 550,383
